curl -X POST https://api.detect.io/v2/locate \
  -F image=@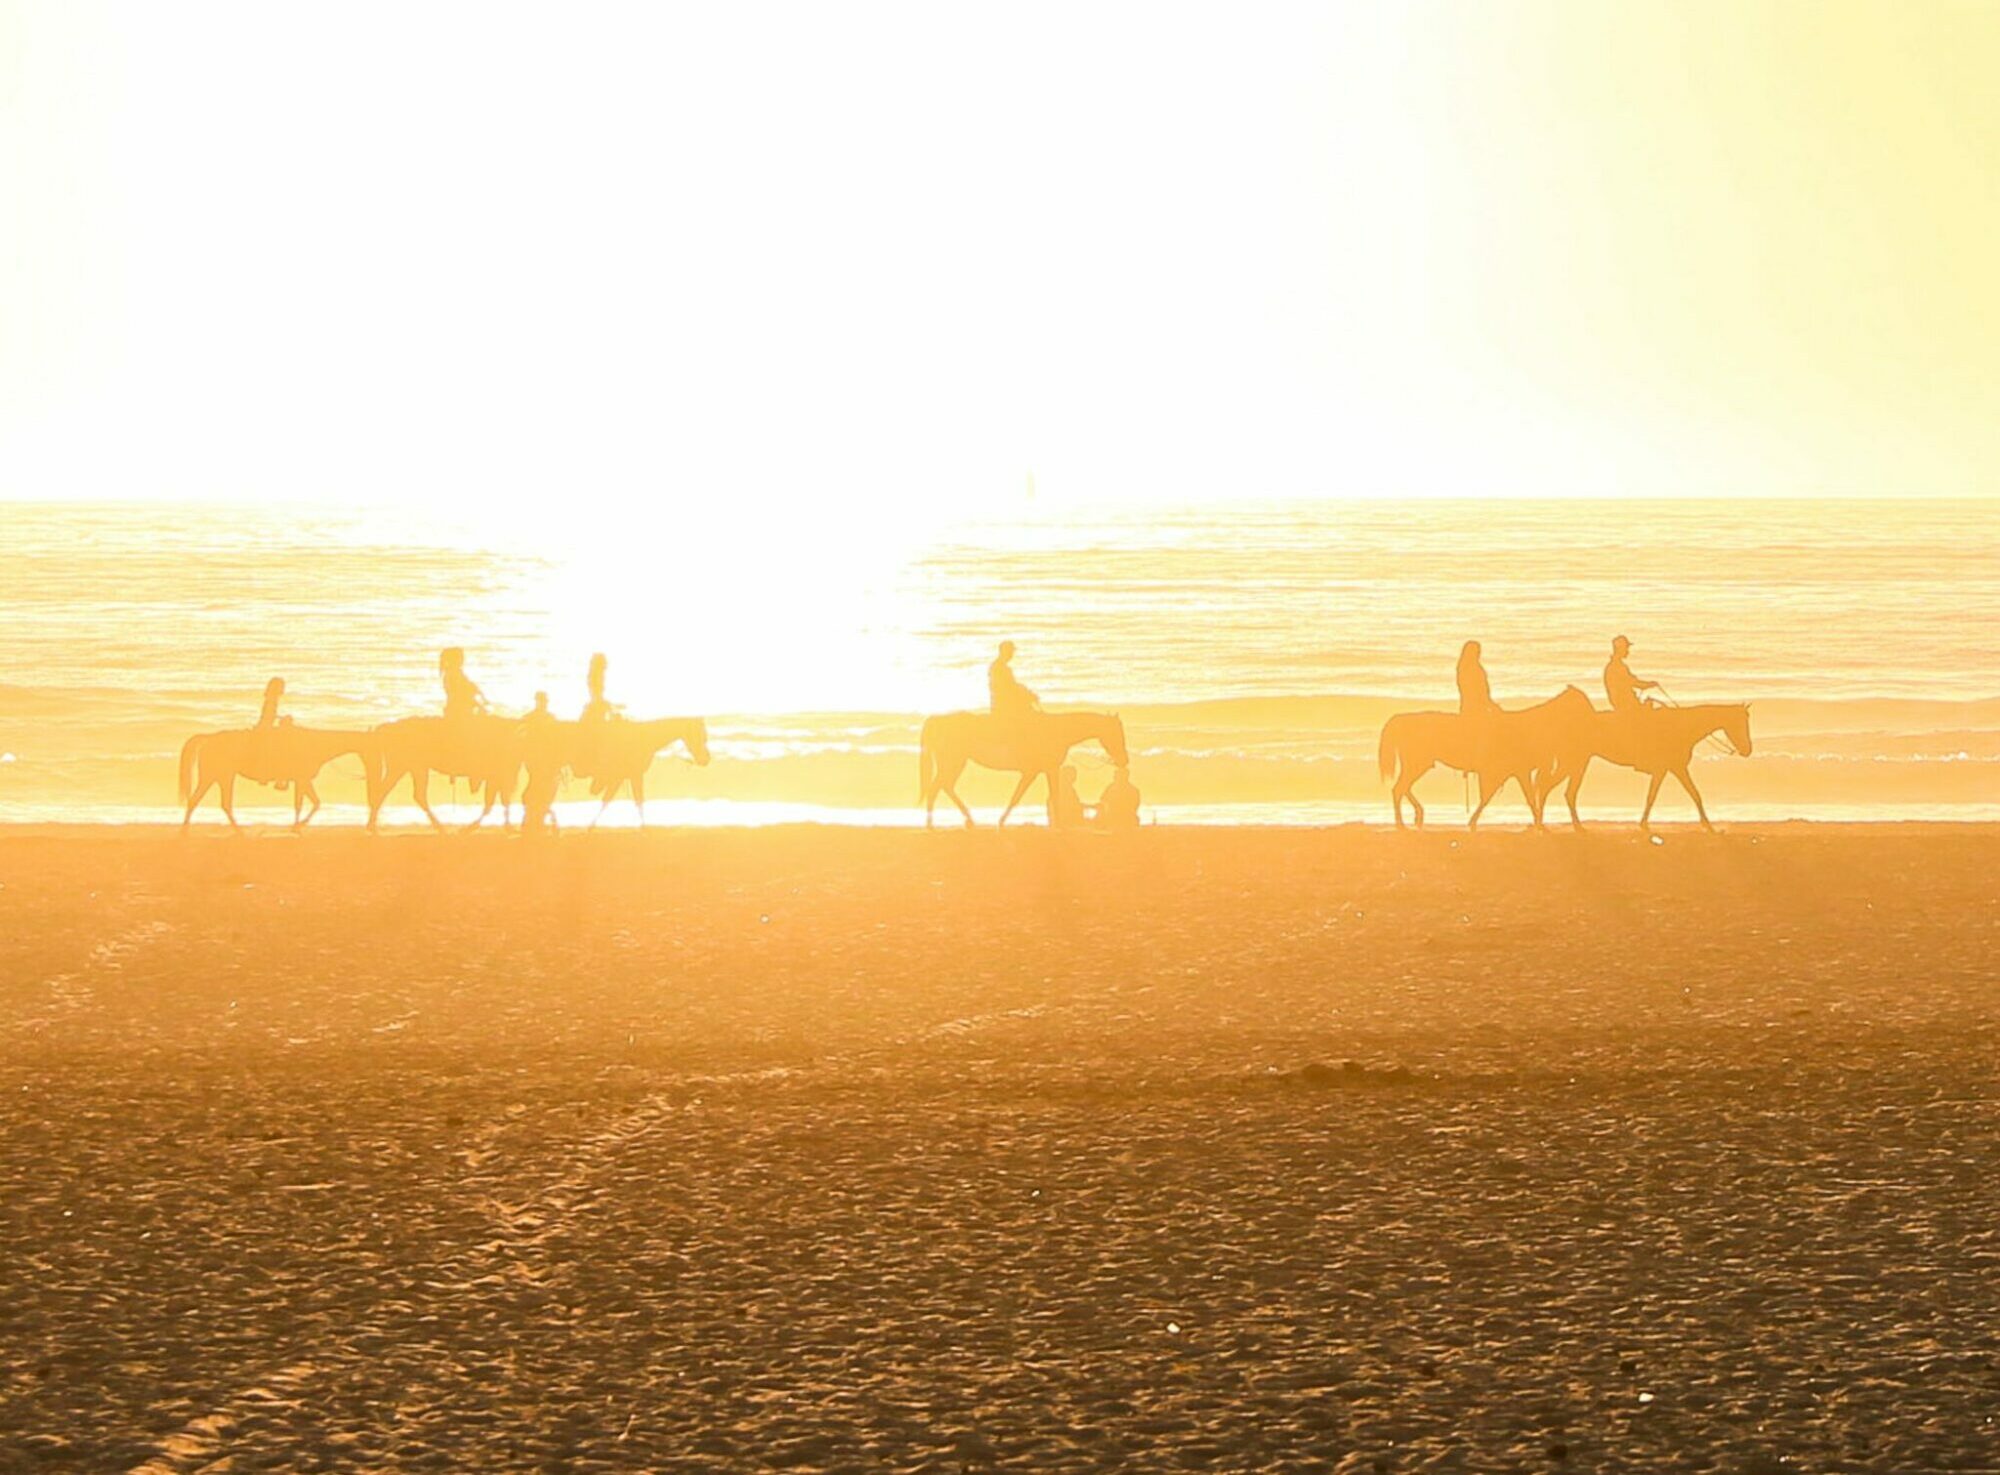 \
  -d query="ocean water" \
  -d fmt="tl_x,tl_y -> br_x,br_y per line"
1,499 -> 1995,825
